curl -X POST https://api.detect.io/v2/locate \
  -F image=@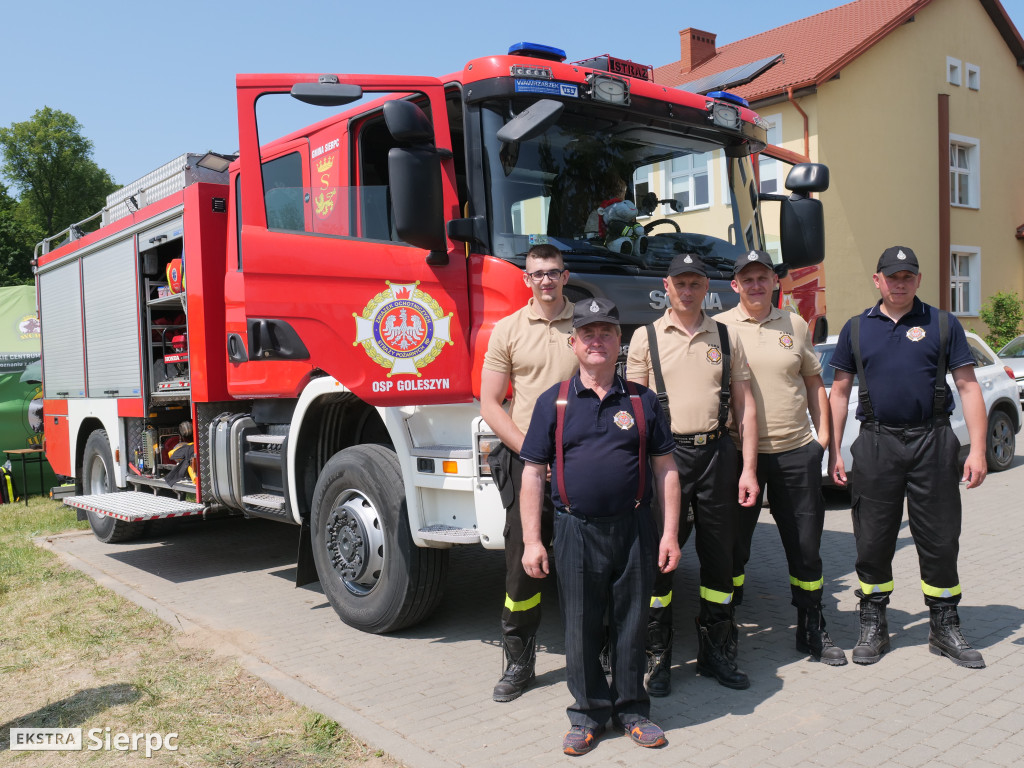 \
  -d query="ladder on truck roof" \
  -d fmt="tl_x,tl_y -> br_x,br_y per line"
64,492 -> 205,523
